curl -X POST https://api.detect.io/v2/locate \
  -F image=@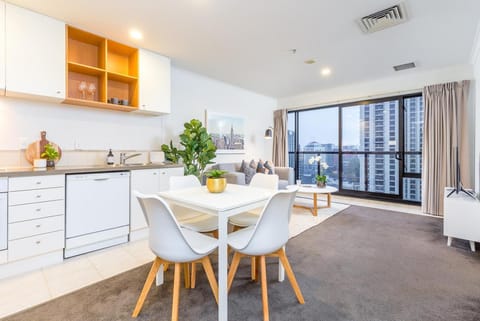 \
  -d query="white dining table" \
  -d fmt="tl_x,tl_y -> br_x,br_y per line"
158,183 -> 275,321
